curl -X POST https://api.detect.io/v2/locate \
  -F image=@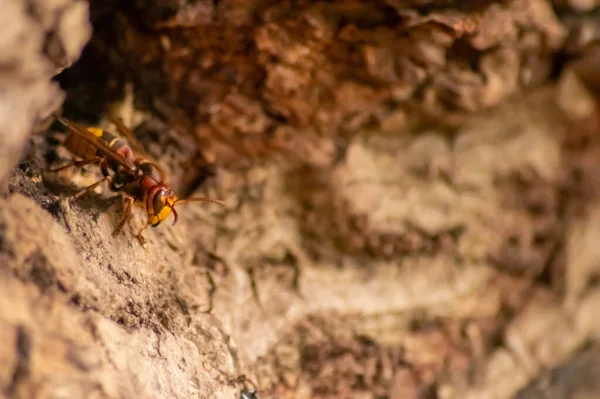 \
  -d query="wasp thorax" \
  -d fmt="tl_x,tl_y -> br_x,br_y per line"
138,160 -> 165,183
